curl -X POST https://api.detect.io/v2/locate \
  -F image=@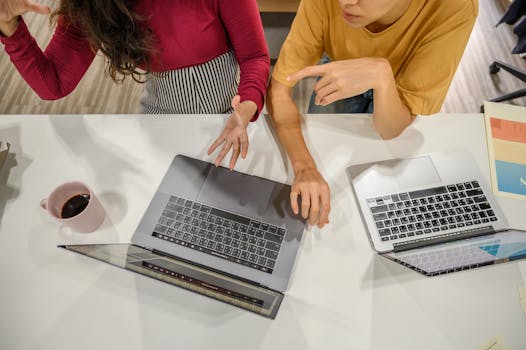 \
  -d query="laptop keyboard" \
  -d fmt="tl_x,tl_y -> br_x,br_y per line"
367,181 -> 498,242
152,195 -> 286,274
